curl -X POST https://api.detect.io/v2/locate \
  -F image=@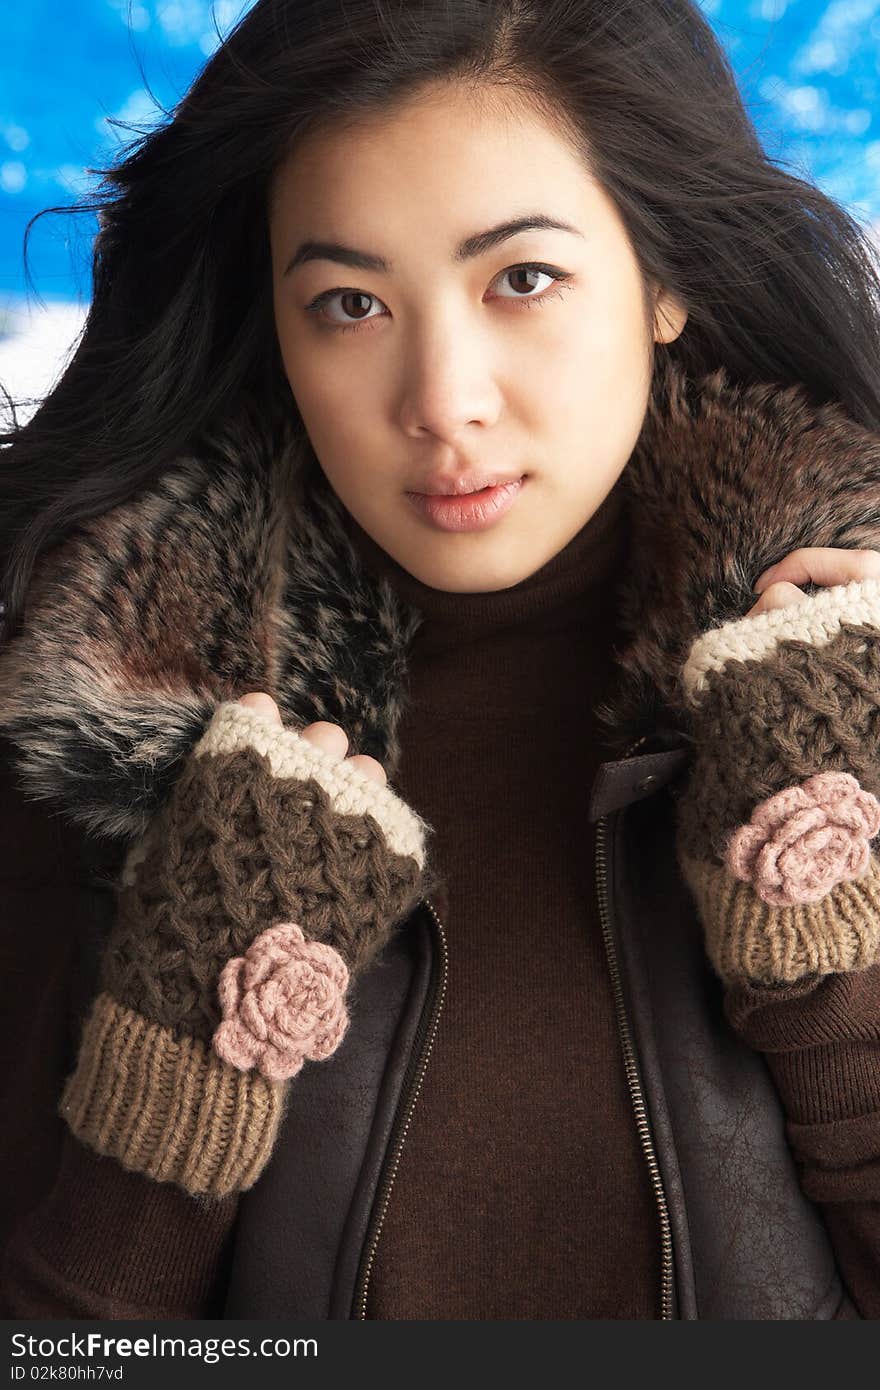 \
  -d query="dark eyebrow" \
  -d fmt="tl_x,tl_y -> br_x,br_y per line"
283,213 -> 584,276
